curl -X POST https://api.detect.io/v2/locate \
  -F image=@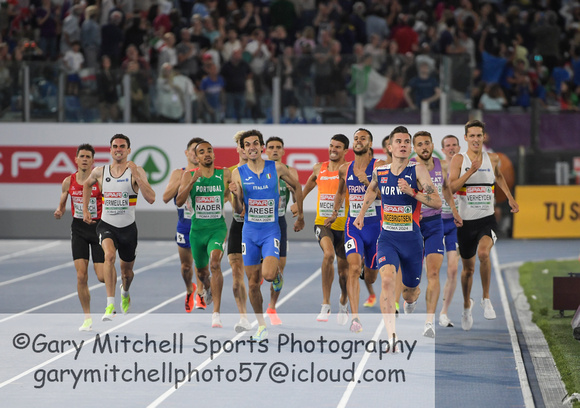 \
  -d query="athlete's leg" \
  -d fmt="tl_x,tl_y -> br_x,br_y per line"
319,236 -> 336,305
425,253 -> 444,321
477,236 -> 494,299
178,246 -> 195,294
269,256 -> 285,309
119,259 -> 135,292
379,264 -> 397,339
461,255 -> 476,308
337,256 -> 349,306
440,250 -> 458,316
346,252 -> 362,319
209,249 -> 224,313
75,259 -> 91,318
246,263 -> 266,327
229,253 -> 248,317
101,238 -> 118,298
